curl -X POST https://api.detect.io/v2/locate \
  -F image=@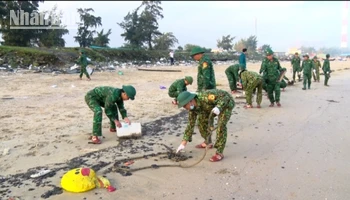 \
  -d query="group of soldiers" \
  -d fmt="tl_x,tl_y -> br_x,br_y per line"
82,46 -> 332,163
223,48 -> 332,108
